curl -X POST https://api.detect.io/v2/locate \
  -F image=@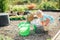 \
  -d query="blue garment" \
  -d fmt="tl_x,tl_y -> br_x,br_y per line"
40,14 -> 54,23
